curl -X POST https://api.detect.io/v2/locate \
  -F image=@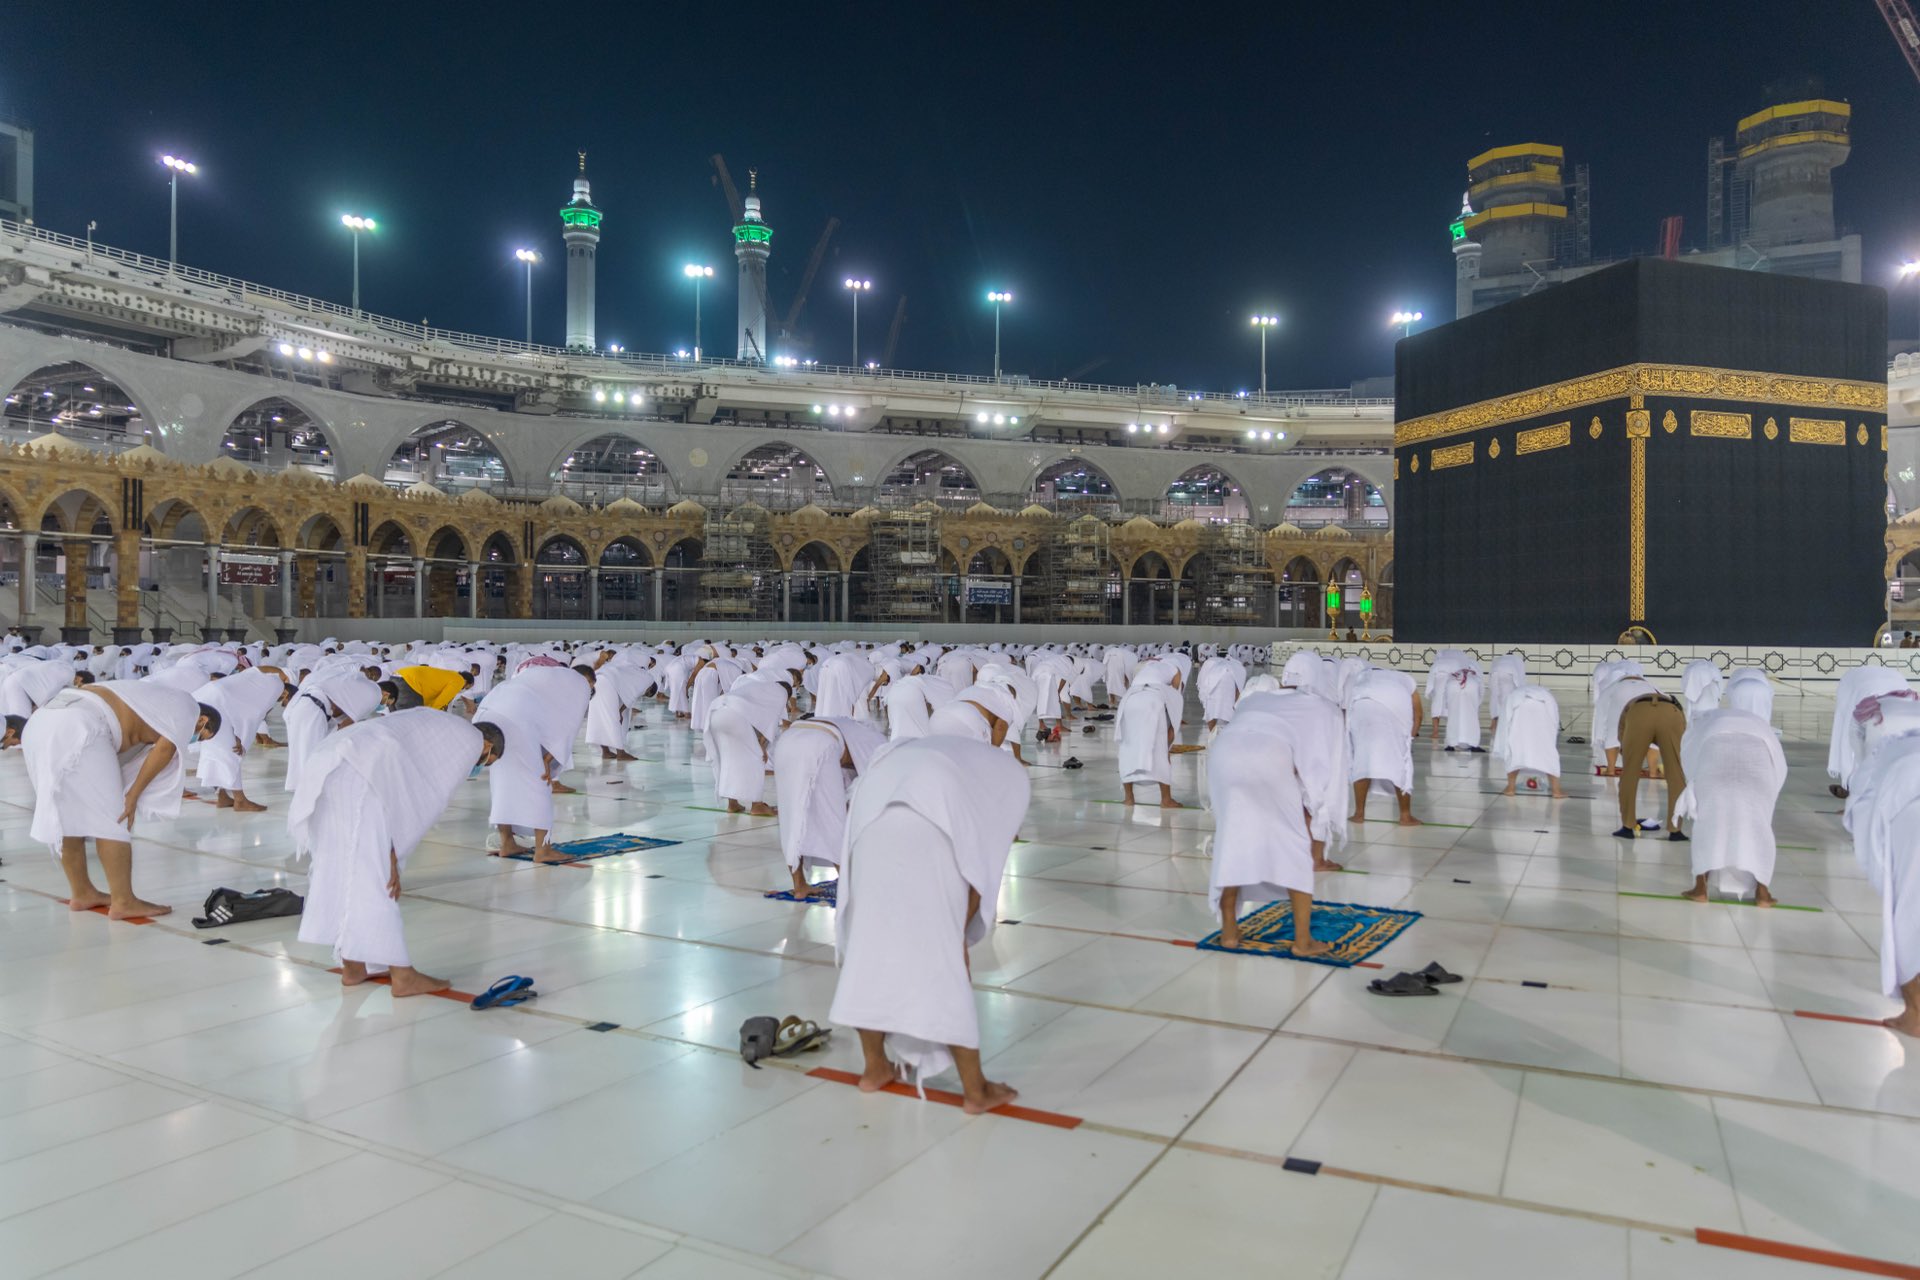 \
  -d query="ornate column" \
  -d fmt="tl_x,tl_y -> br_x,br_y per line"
63,538 -> 90,643
412,558 -> 426,617
588,567 -> 600,621
652,567 -> 664,620
113,529 -> 143,641
204,543 -> 221,630
781,571 -> 791,623
840,572 -> 851,622
296,554 -> 317,617
1012,573 -> 1023,625
509,566 -> 533,619
345,547 -> 367,619
468,562 -> 481,618
279,549 -> 295,620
